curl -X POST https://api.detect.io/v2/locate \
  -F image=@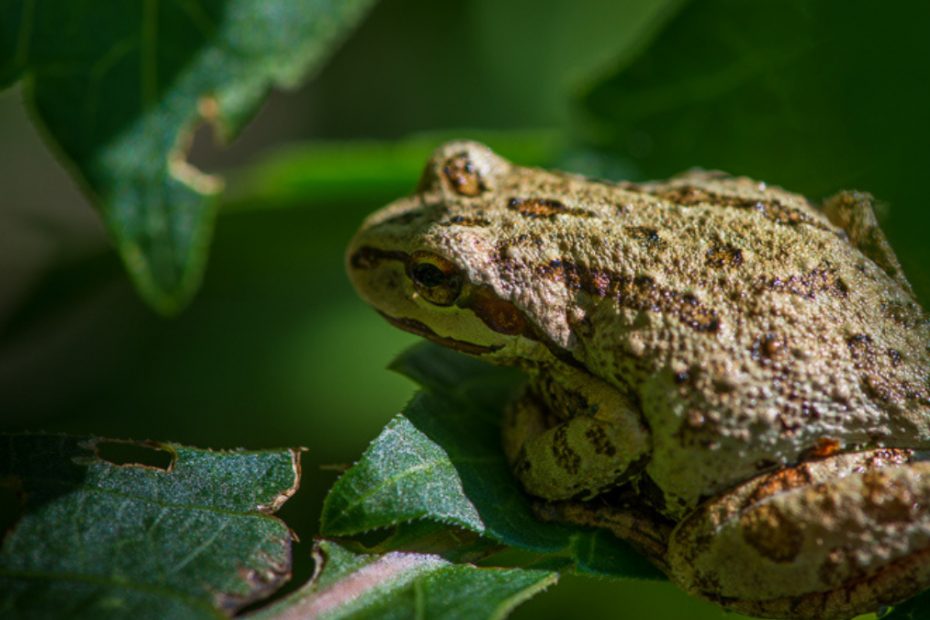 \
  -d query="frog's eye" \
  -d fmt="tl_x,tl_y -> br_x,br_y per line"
407,252 -> 463,306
